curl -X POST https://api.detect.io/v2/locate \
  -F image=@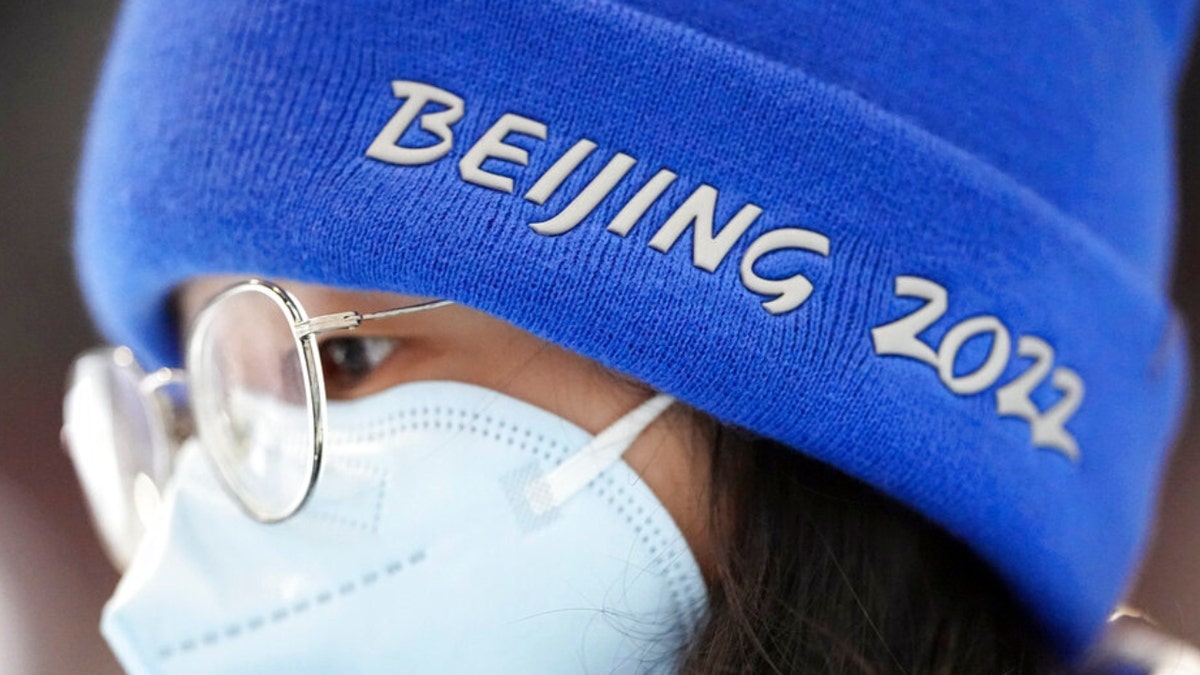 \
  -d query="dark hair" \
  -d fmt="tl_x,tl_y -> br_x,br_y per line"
676,418 -> 1068,674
